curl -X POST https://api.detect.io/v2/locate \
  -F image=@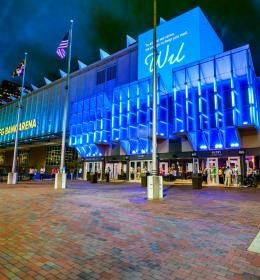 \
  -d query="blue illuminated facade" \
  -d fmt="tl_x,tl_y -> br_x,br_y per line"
0,7 -> 259,178
69,44 -> 259,156
172,45 -> 259,151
